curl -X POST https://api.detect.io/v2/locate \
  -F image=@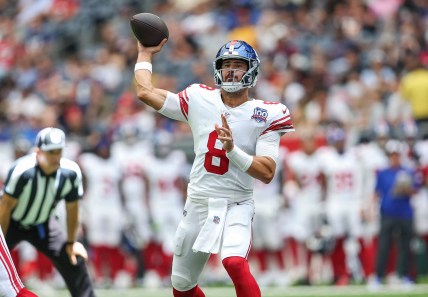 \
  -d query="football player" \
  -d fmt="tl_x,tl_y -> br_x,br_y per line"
144,133 -> 187,284
252,147 -> 287,286
78,137 -> 126,287
355,125 -> 389,282
283,129 -> 324,284
318,124 -> 365,285
0,227 -> 38,297
134,39 -> 294,297
111,124 -> 153,285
